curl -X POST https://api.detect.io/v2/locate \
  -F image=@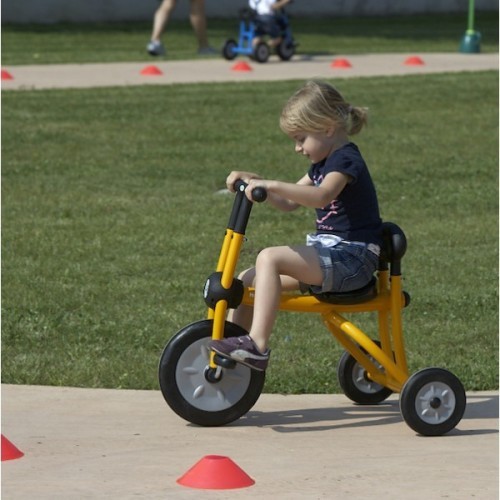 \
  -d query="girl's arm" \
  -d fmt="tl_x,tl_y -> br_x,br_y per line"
226,170 -> 313,212
246,171 -> 350,209
264,173 -> 312,212
272,0 -> 291,10
226,171 -> 262,192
